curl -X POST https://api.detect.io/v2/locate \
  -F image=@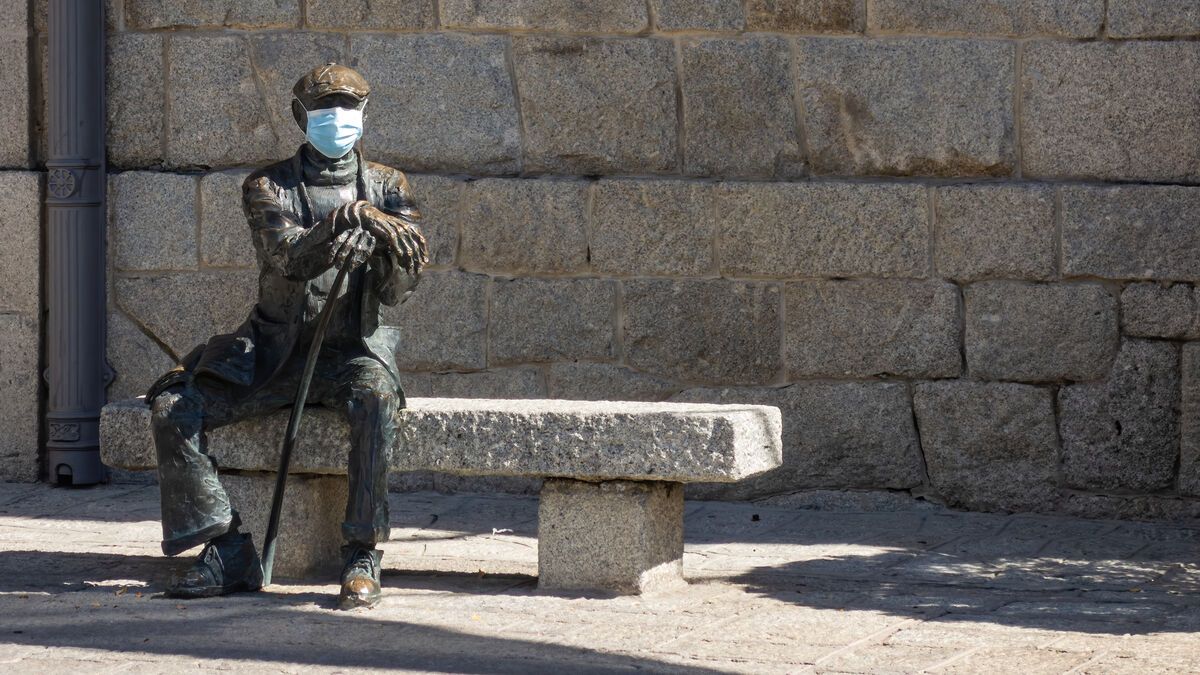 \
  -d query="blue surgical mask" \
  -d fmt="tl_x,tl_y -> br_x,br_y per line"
305,105 -> 364,159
